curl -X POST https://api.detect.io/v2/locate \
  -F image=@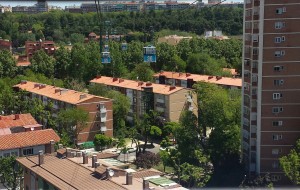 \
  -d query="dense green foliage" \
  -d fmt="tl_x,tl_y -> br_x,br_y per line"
0,156 -> 23,189
93,134 -> 113,151
280,139 -> 300,185
0,7 -> 242,46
